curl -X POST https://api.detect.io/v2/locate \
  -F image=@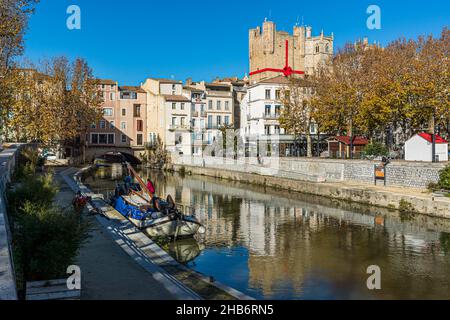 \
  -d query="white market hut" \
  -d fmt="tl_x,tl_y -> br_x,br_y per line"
404,133 -> 448,162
